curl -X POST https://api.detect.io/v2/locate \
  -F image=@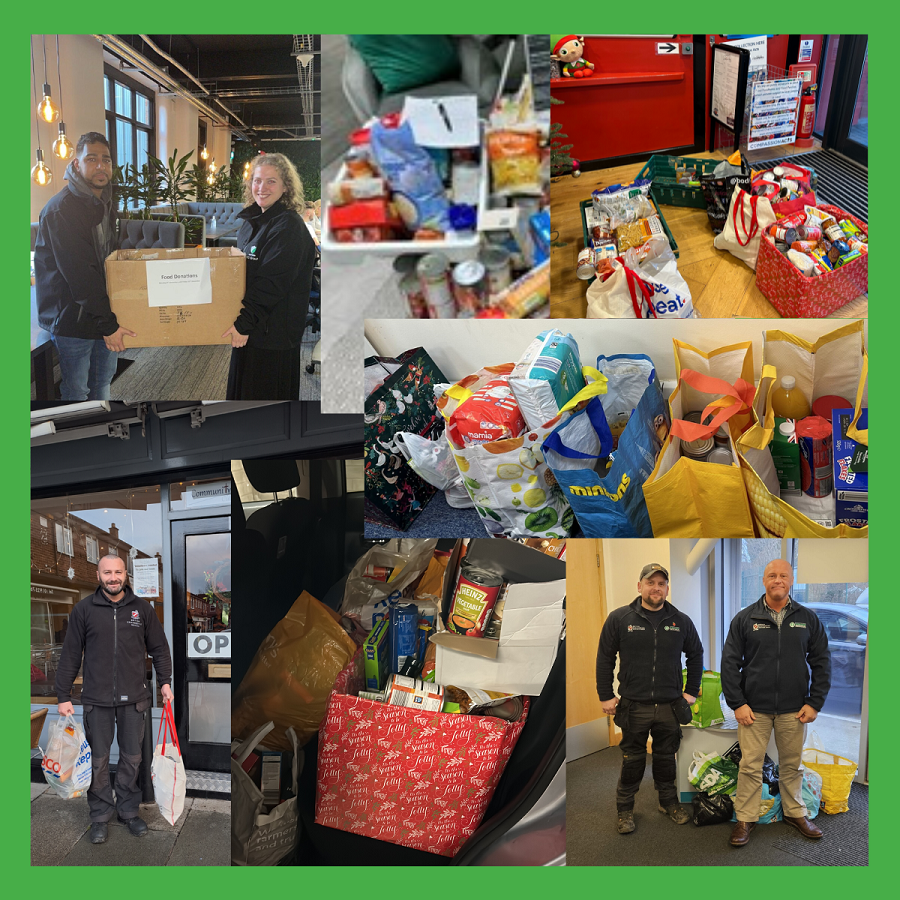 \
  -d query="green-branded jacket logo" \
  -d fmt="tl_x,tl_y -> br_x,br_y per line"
789,621 -> 806,628
664,625 -> 680,631
569,474 -> 630,501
